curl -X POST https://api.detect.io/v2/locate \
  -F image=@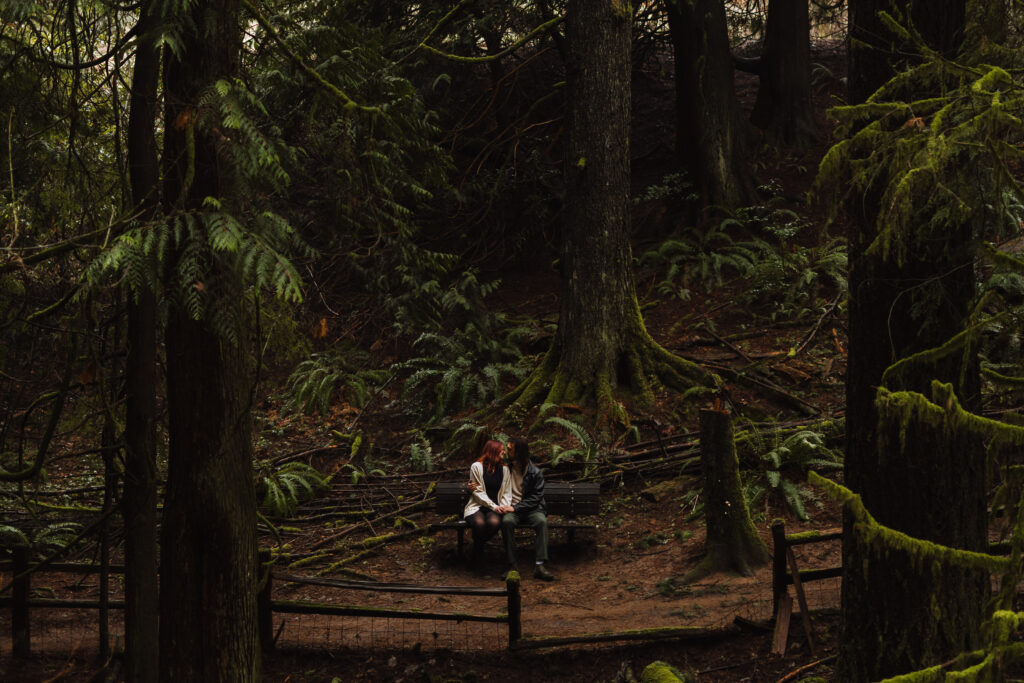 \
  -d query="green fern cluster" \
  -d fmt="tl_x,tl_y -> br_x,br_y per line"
742,237 -> 848,320
249,6 -> 454,332
255,460 -> 328,517
0,521 -> 82,558
81,78 -> 312,344
408,435 -> 434,472
396,324 -> 530,425
642,180 -> 848,318
284,346 -> 388,416
393,271 -> 534,425
743,428 -> 842,521
640,222 -> 773,300
633,172 -> 698,205
544,414 -> 601,476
